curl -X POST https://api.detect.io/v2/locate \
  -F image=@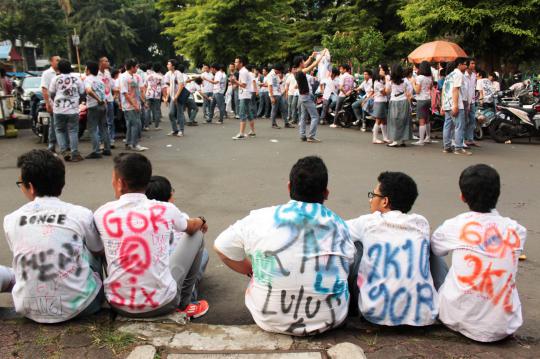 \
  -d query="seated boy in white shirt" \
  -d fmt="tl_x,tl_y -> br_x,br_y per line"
432,164 -> 526,342
346,171 -> 447,326
94,153 -> 209,319
3,149 -> 103,323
